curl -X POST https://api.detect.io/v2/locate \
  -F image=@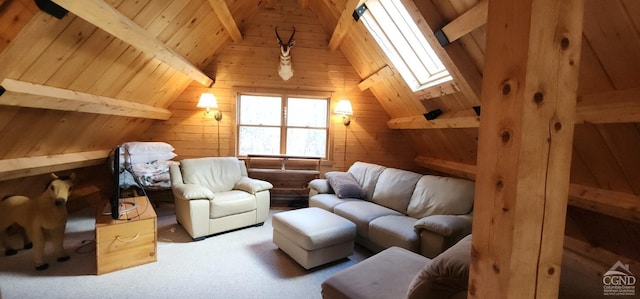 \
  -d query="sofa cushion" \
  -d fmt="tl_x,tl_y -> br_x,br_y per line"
347,162 -> 387,201
322,246 -> 430,299
209,190 -> 256,218
181,157 -> 243,192
369,215 -> 420,253
407,175 -> 475,219
371,168 -> 422,214
309,194 -> 360,212
325,171 -> 365,199
334,201 -> 402,238
407,234 -> 472,299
